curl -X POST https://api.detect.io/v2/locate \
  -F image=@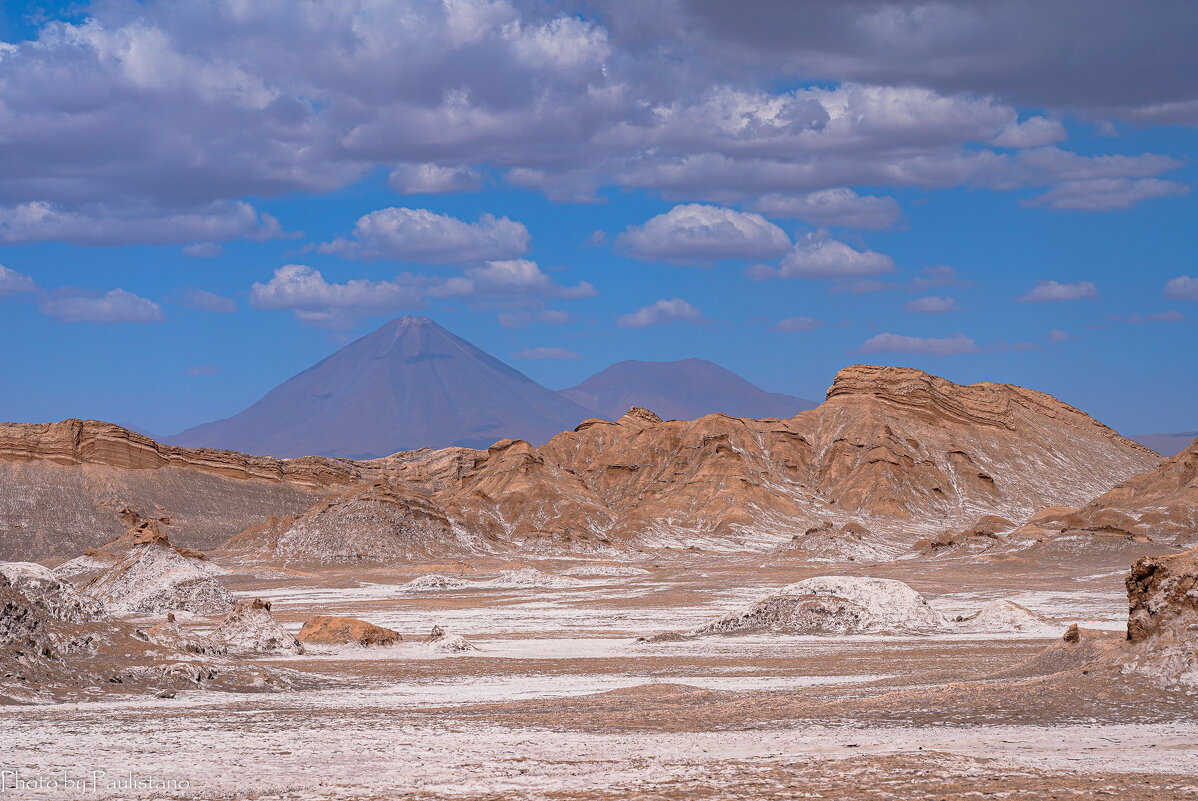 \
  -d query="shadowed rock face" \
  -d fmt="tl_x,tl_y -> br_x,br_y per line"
559,358 -> 817,422
1127,547 -> 1198,644
171,316 -> 594,459
235,364 -> 1160,560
